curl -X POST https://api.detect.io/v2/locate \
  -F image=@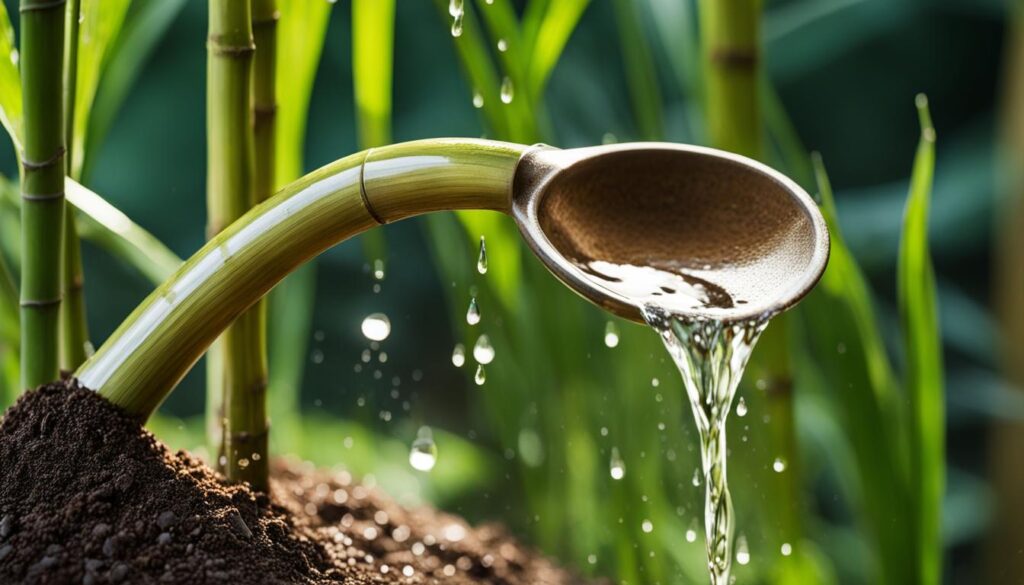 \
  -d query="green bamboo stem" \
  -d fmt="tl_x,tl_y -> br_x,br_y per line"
227,0 -> 278,490
698,0 -> 761,158
19,0 -> 67,389
78,138 -> 526,421
59,0 -> 90,370
206,0 -> 261,486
